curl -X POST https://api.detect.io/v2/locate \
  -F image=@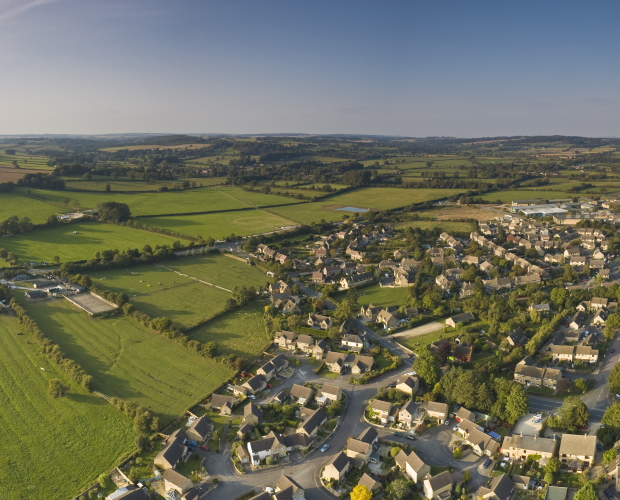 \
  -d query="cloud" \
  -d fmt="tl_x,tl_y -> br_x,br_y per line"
0,0 -> 57,22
